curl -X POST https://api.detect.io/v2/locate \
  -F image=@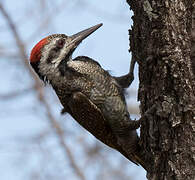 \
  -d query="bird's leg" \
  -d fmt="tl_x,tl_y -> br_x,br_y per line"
124,104 -> 156,131
113,105 -> 156,145
127,104 -> 157,129
114,54 -> 136,88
